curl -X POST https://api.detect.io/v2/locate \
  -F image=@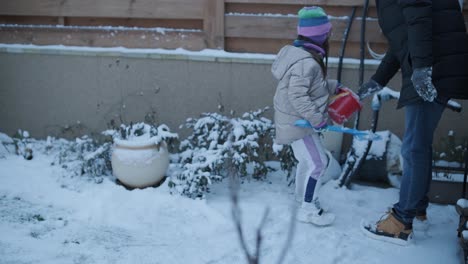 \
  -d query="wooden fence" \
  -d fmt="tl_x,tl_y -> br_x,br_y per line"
0,0 -> 467,58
